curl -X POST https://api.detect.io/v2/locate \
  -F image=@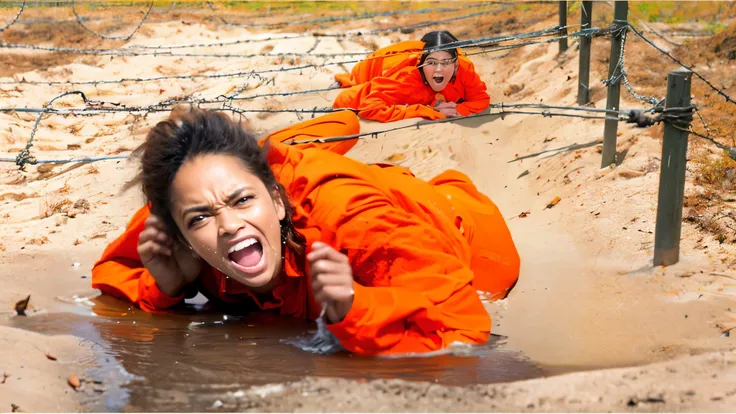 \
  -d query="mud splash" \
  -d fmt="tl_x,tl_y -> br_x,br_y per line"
9,291 -> 547,412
